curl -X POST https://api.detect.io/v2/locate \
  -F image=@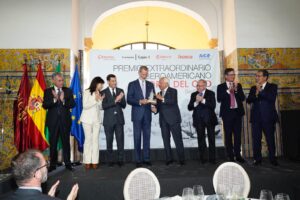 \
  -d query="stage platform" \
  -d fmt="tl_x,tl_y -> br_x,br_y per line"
1,157 -> 300,200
